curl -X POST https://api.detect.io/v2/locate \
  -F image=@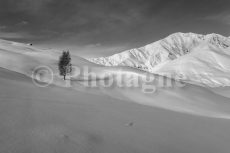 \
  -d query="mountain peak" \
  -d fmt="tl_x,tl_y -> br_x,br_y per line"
89,32 -> 230,71
88,32 -> 230,86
